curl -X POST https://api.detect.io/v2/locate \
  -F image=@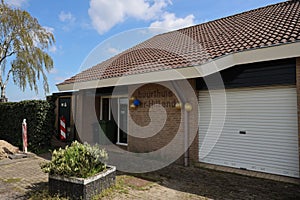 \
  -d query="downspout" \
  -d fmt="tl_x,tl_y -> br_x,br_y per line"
171,81 -> 189,167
